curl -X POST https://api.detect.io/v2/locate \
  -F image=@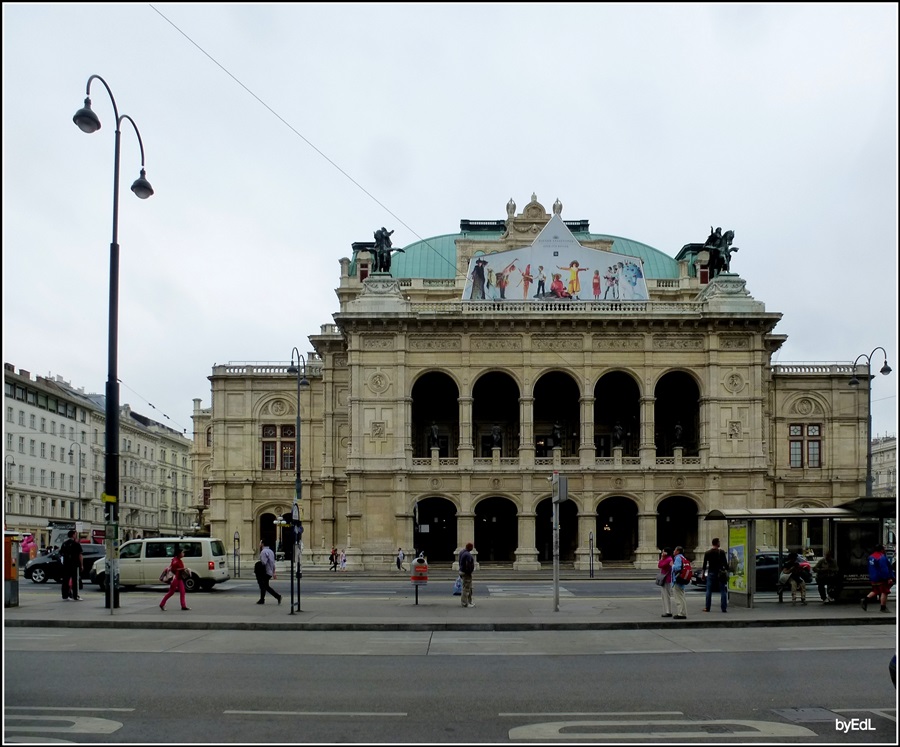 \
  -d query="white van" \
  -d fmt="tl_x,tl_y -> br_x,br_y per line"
90,537 -> 230,593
